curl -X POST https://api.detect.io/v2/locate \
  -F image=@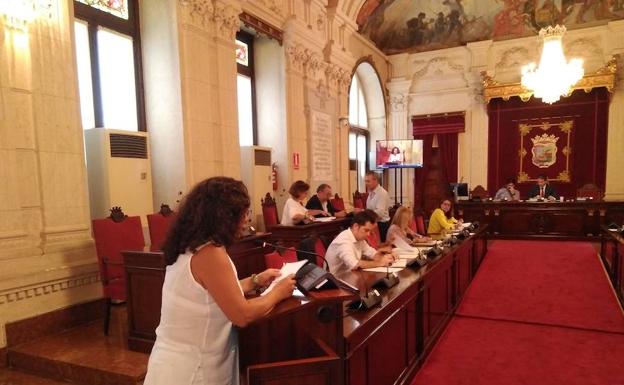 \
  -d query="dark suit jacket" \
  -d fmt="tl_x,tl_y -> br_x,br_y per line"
528,184 -> 558,199
305,195 -> 335,217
